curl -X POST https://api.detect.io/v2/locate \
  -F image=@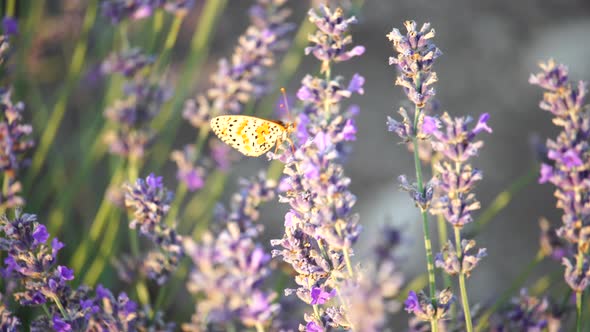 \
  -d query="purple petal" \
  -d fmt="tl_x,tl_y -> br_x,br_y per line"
347,73 -> 365,95
472,113 -> 492,134
32,225 -> 49,244
57,265 -> 75,281
539,164 -> 553,184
